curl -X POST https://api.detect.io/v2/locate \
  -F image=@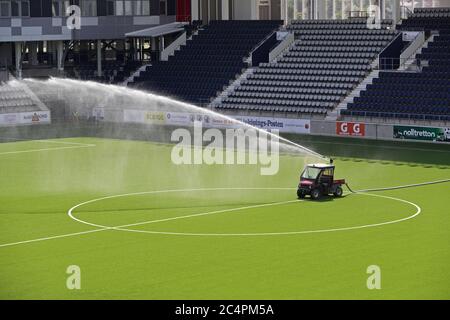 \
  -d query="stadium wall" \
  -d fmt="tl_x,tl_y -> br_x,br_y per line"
311,120 -> 450,144
0,111 -> 51,126
92,108 -> 450,144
